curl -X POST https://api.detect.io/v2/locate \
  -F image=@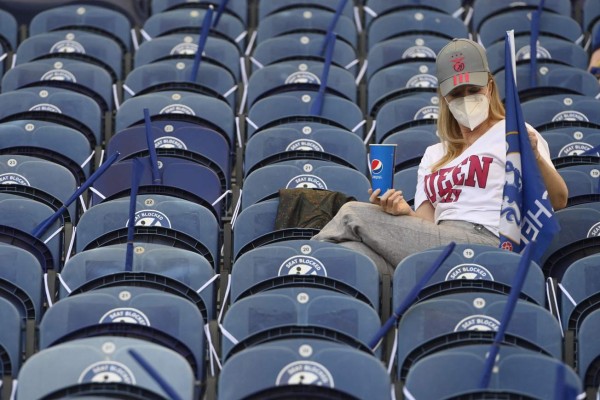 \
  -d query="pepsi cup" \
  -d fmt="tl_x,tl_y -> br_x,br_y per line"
369,144 -> 396,196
